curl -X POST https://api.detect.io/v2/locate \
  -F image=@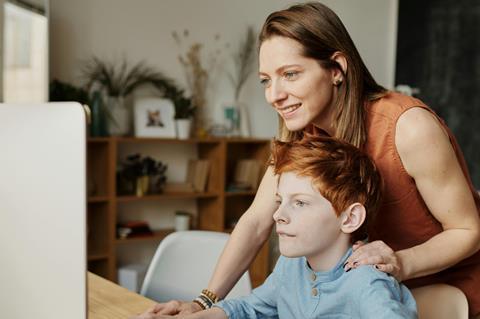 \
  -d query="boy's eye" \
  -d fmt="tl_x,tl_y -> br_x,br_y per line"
284,71 -> 299,80
295,200 -> 306,207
